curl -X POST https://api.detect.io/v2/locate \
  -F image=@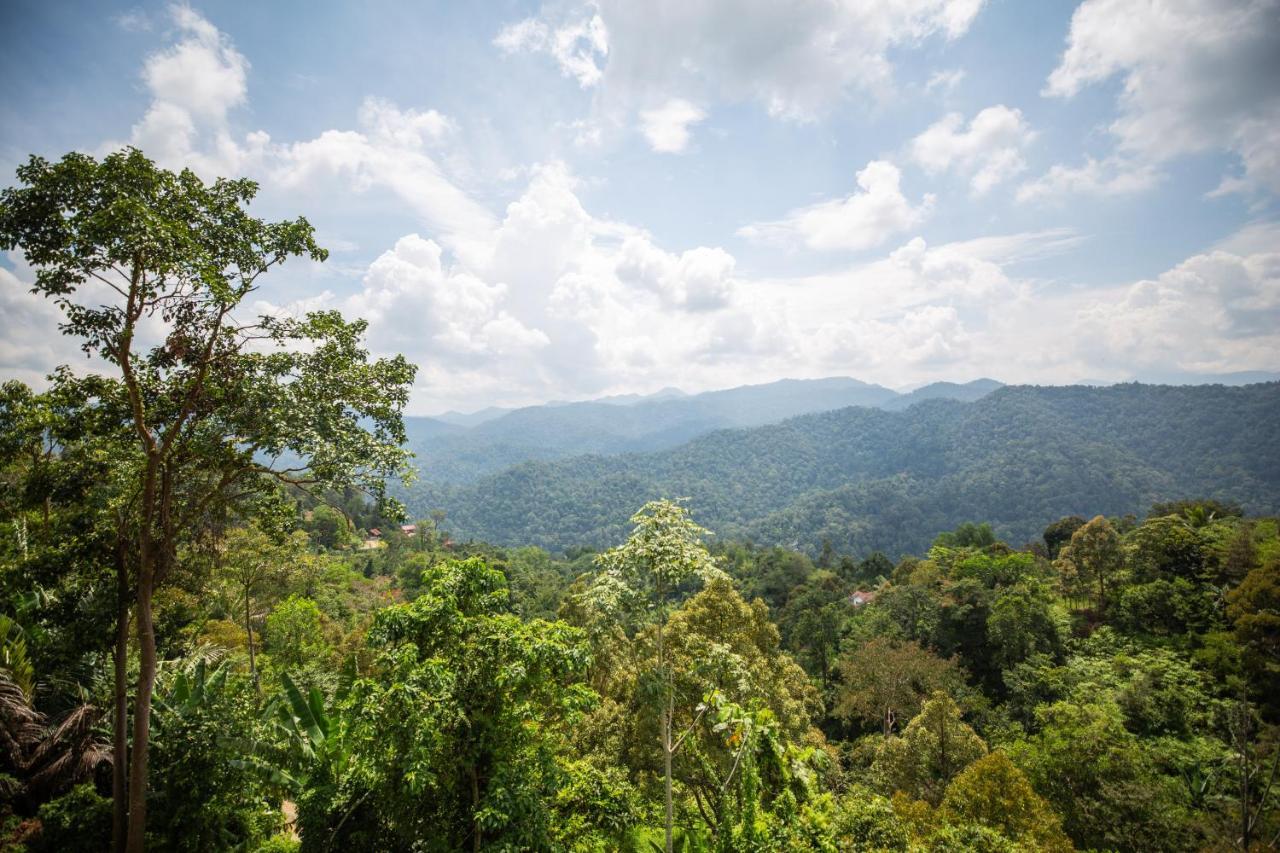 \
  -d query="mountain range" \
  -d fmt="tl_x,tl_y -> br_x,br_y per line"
404,377 -> 1002,484
396,381 -> 1280,558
